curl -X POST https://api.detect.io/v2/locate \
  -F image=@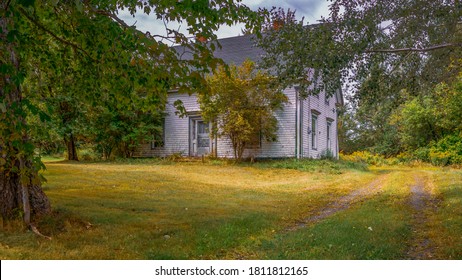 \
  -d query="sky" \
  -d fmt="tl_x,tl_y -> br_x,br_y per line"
118,0 -> 330,39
